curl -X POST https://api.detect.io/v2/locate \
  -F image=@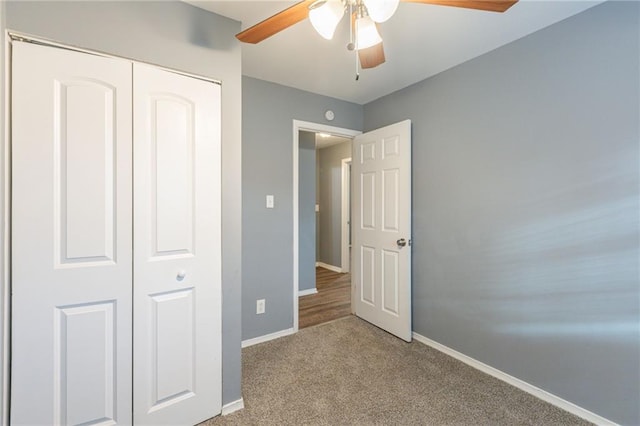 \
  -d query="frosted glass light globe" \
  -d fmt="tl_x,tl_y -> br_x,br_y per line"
363,0 -> 400,23
309,0 -> 345,40
356,16 -> 383,50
